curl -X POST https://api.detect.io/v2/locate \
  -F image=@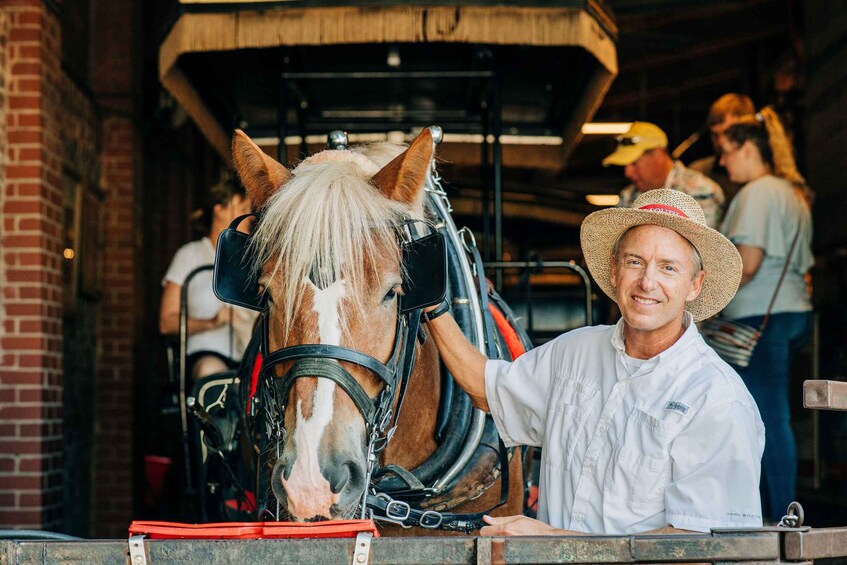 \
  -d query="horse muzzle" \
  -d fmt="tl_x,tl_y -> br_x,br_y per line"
273,444 -> 367,521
